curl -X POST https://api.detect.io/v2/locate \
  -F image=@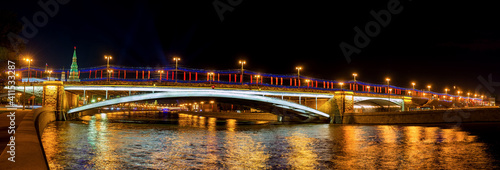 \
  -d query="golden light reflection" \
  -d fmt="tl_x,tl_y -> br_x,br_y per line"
226,119 -> 236,132
42,112 -> 497,169
223,119 -> 268,169
286,131 -> 319,169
